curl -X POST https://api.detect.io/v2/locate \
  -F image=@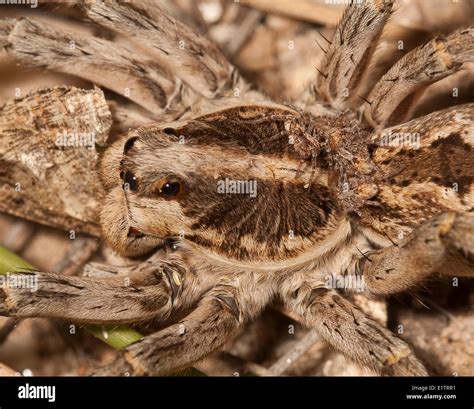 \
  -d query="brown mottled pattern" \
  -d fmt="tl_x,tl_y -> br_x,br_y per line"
168,105 -> 302,158
381,133 -> 473,196
0,86 -> 111,236
363,104 -> 474,237
183,174 -> 337,260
